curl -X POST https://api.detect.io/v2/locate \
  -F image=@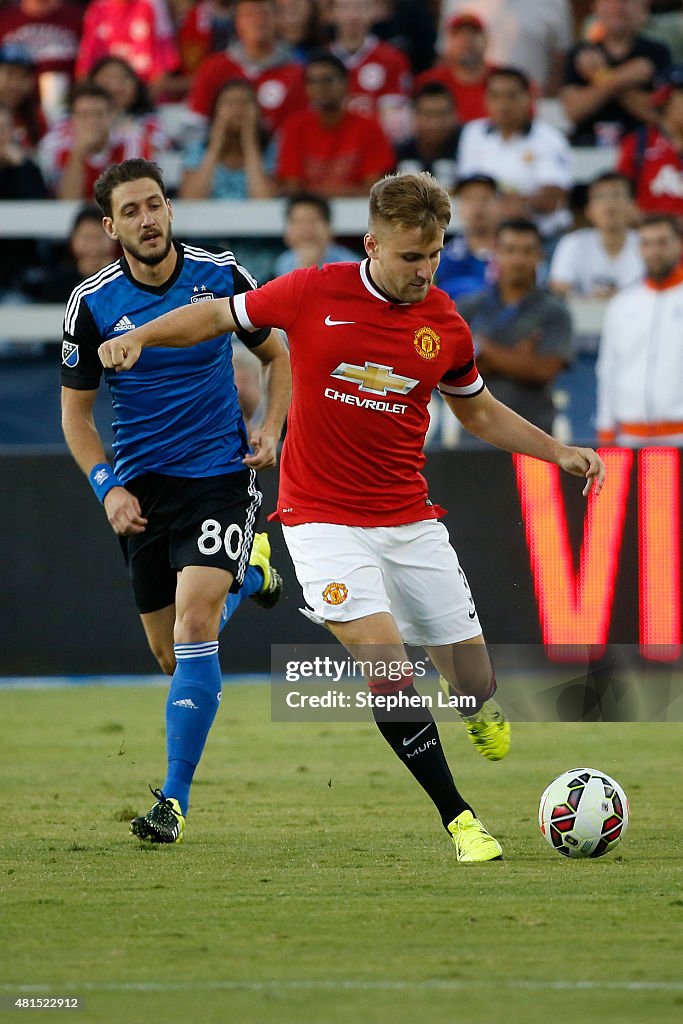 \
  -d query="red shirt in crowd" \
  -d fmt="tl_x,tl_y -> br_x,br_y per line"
75,0 -> 180,84
0,1 -> 83,76
276,107 -> 395,196
188,51 -> 306,133
40,117 -> 157,196
229,260 -> 483,527
414,65 -> 493,123
330,37 -> 411,121
617,126 -> 683,217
